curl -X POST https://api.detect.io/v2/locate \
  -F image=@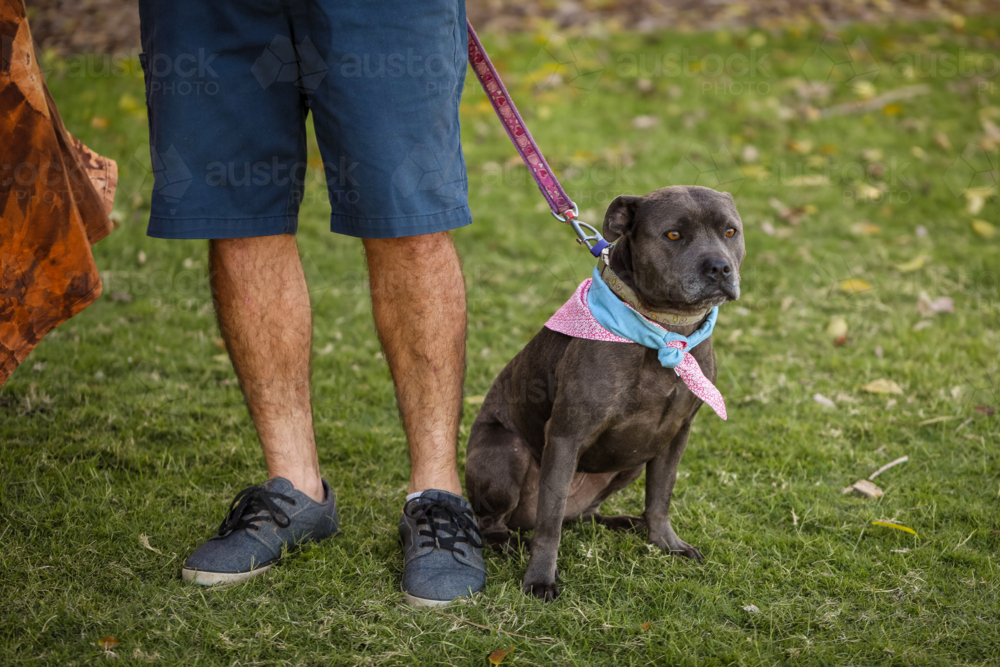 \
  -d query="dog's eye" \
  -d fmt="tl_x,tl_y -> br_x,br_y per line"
666,231 -> 681,240
725,228 -> 737,238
